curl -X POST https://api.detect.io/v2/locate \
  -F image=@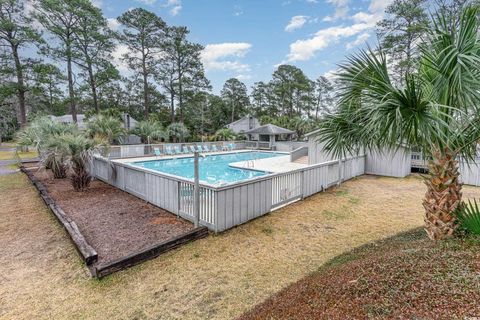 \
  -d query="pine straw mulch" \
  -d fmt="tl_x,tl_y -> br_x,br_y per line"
31,168 -> 194,265
238,228 -> 480,320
